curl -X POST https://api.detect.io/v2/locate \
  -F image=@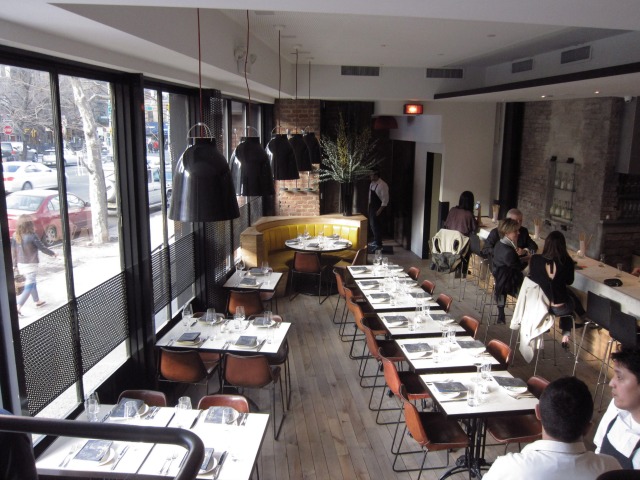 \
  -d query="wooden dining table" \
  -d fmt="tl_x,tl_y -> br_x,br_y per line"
36,405 -> 269,479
